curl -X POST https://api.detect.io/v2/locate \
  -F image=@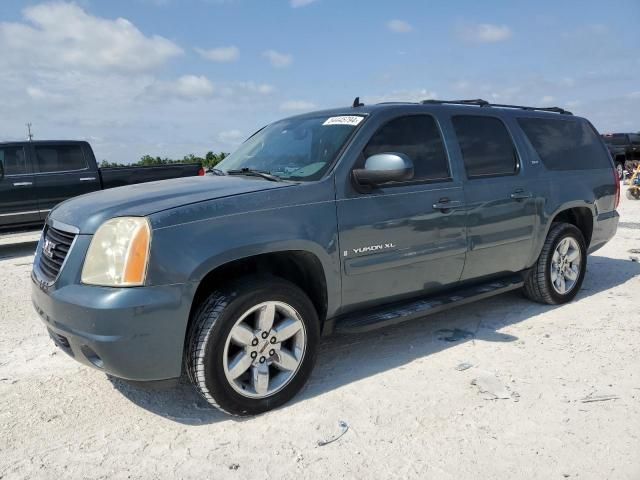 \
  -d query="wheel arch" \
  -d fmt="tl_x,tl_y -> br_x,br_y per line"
186,249 -> 331,350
